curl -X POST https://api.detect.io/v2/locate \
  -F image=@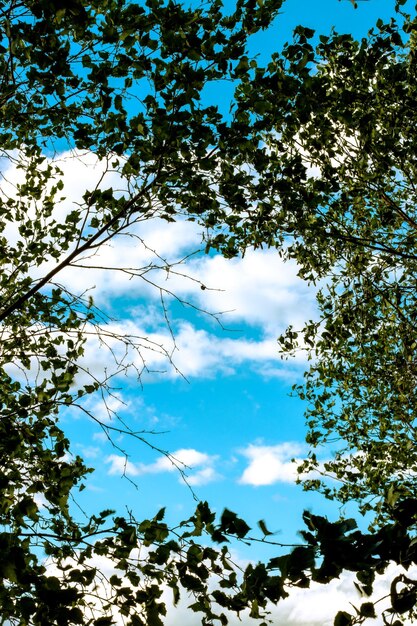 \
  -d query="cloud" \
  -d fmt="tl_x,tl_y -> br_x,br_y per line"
57,224 -> 317,351
161,248 -> 317,336
58,216 -> 203,304
0,149 -> 127,257
153,322 -> 281,378
75,445 -> 102,459
270,572 -> 360,626
6,152 -> 307,381
43,554 -> 417,626
2,149 -> 317,388
162,561 -> 417,626
75,316 -> 305,386
8,149 -> 316,336
47,152 -> 205,303
105,447 -> 220,485
238,442 -> 305,486
187,466 -> 219,486
105,454 -> 141,477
